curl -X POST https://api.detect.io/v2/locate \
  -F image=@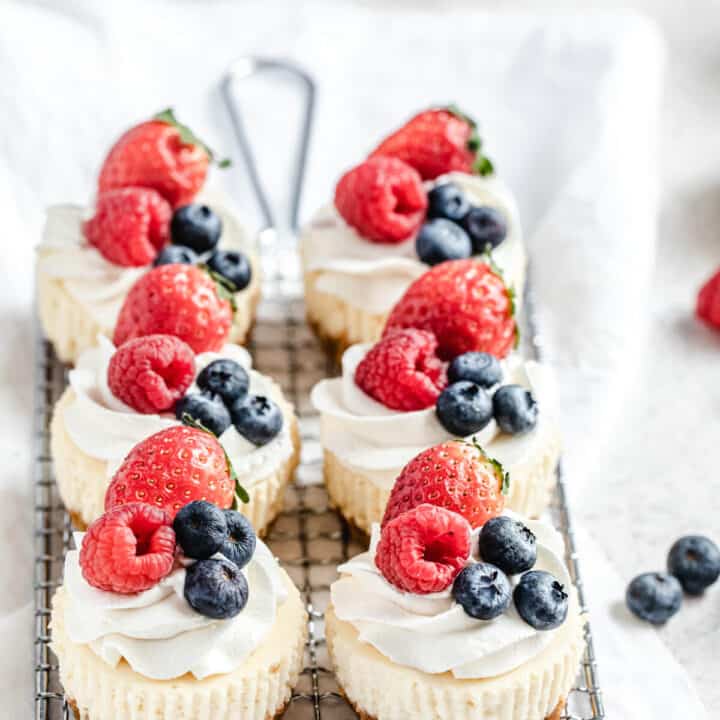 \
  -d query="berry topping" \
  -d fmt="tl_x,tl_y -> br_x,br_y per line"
79,503 -> 175,594
696,268 -> 720,330
416,219 -> 472,266
478,516 -> 537,576
626,572 -> 683,625
173,500 -> 228,559
452,562 -> 512,620
207,250 -> 253,292
448,351 -> 502,388
375,504 -> 471,594
220,510 -> 257,570
493,385 -> 539,435
105,426 -> 235,519
231,395 -> 284,446
175,393 -> 232,437
107,334 -> 195,414
382,441 -> 507,529
354,329 -> 447,411
427,182 -> 471,222
184,556 -> 249,619
197,358 -> 249,406
154,245 -> 198,267
334,156 -> 427,244
113,264 -> 233,354
171,204 -> 222,254
369,106 -> 493,180
435,381 -> 493,436
514,570 -> 569,630
462,206 -> 508,253
667,535 -> 720,595
84,187 -> 171,267
384,259 -> 517,360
